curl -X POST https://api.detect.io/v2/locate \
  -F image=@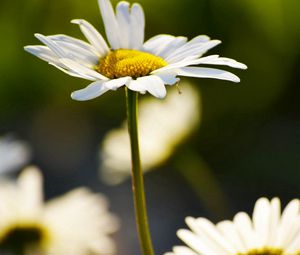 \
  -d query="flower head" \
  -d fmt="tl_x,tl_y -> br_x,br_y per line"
100,82 -> 201,184
25,0 -> 247,100
0,167 -> 119,255
166,197 -> 300,255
